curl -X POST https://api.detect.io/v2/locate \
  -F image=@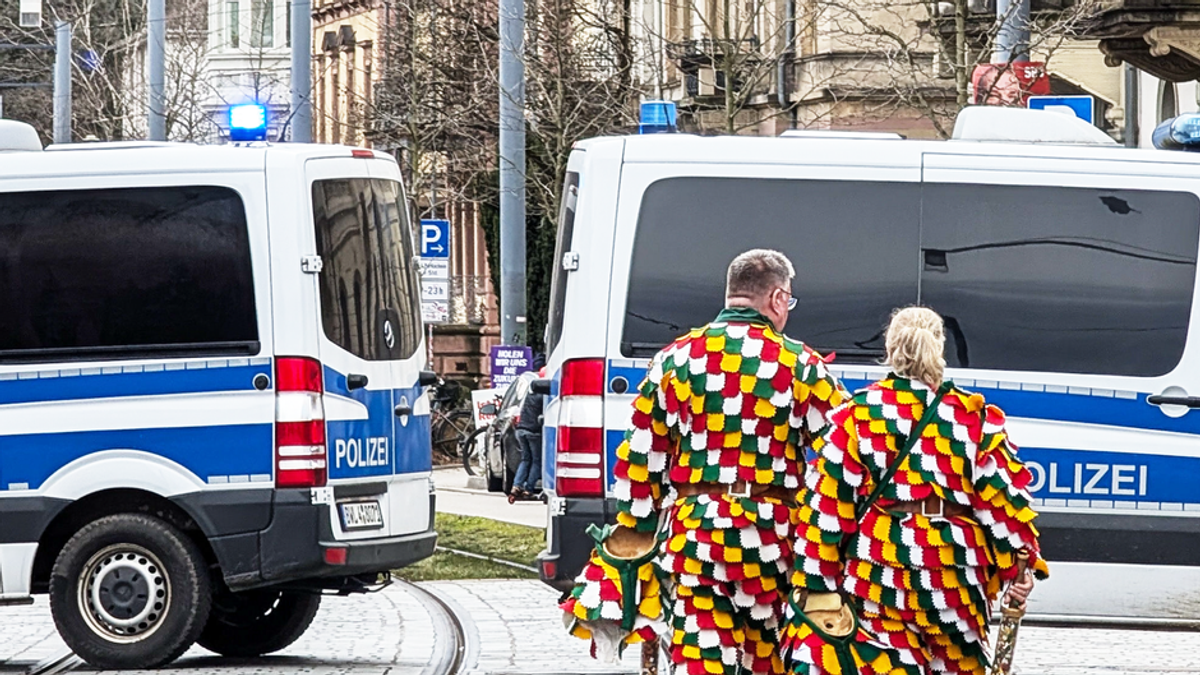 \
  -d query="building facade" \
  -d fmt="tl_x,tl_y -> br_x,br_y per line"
205,0 -> 293,140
